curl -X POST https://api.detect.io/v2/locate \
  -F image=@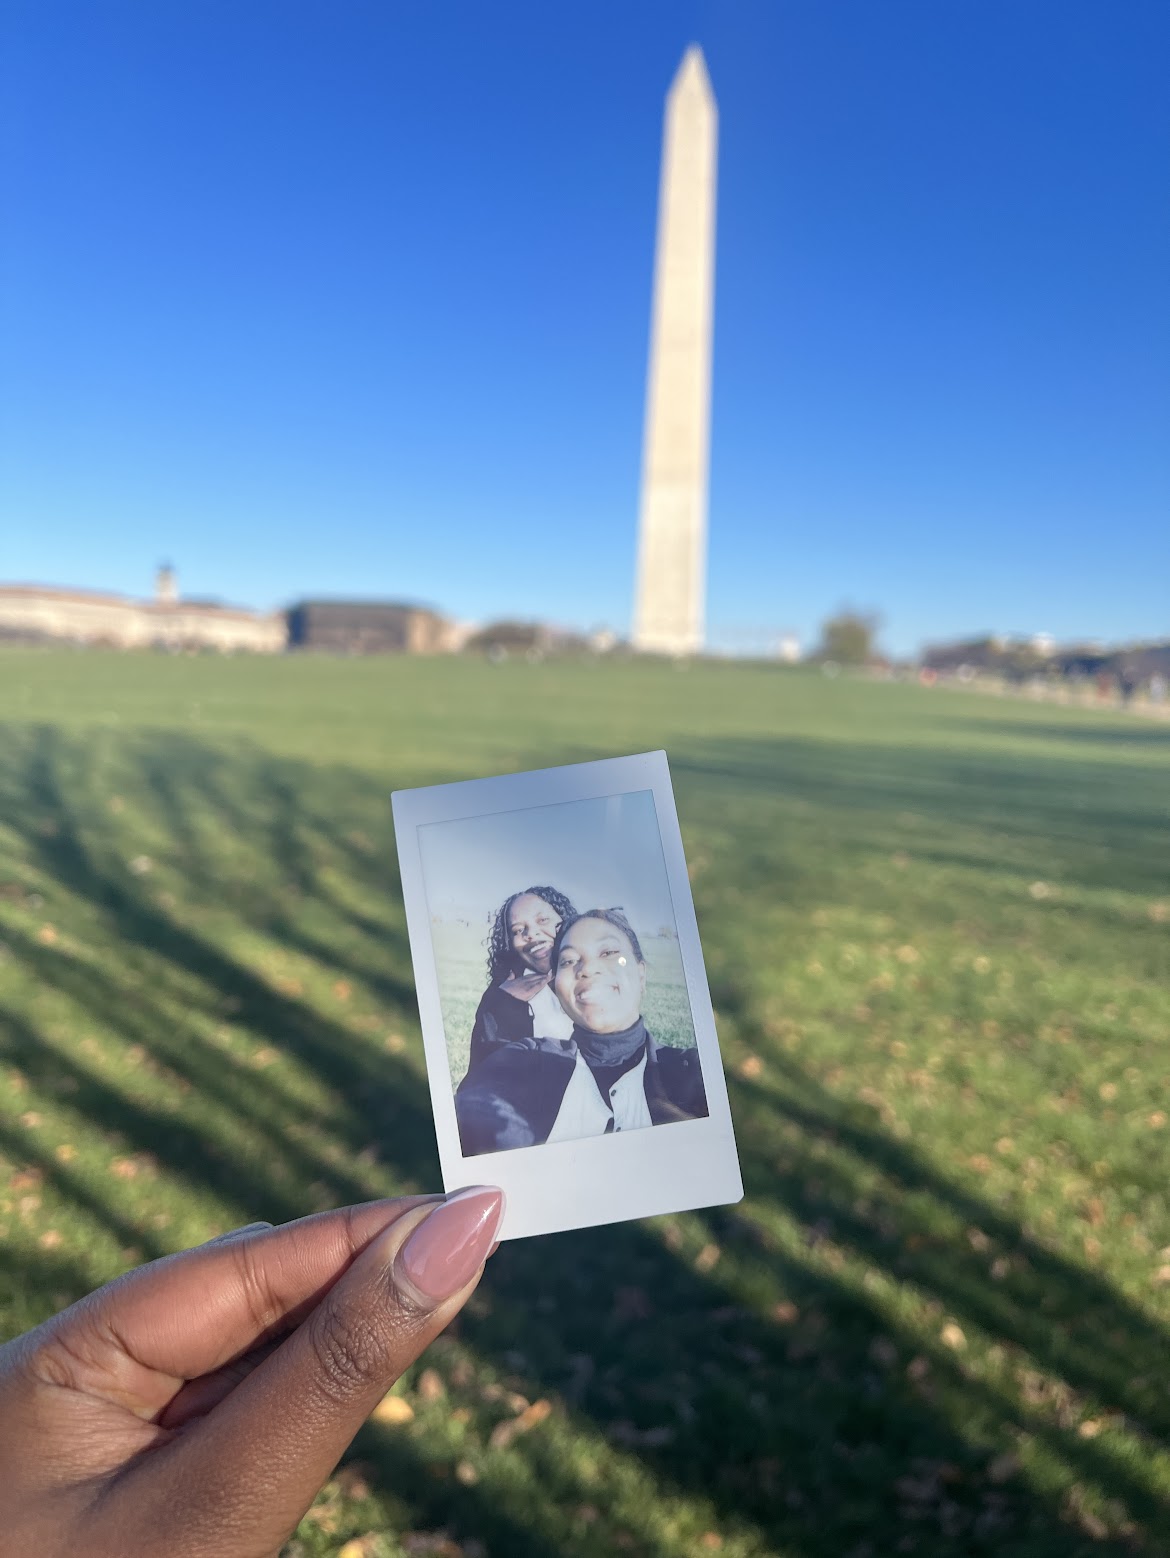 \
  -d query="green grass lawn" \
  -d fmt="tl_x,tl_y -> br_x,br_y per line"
0,648 -> 1167,1557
